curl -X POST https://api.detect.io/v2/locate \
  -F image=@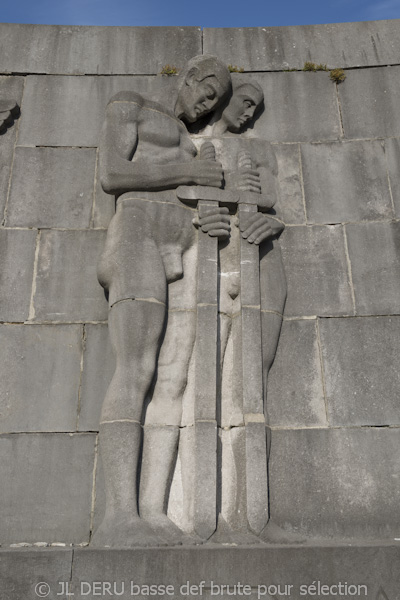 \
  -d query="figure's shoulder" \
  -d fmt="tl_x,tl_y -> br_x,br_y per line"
107,90 -> 146,108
